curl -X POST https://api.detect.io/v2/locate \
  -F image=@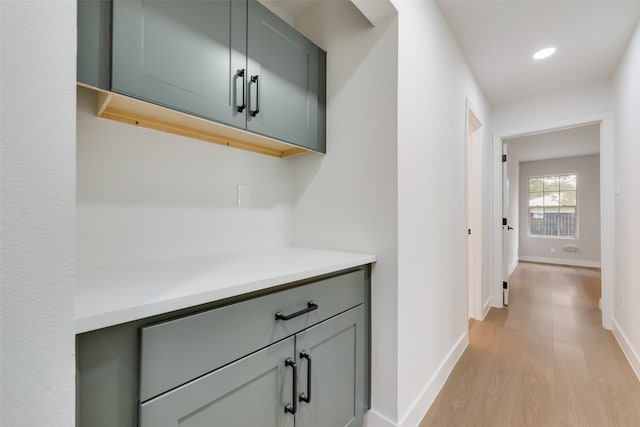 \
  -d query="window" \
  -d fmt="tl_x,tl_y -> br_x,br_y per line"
528,174 -> 577,238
